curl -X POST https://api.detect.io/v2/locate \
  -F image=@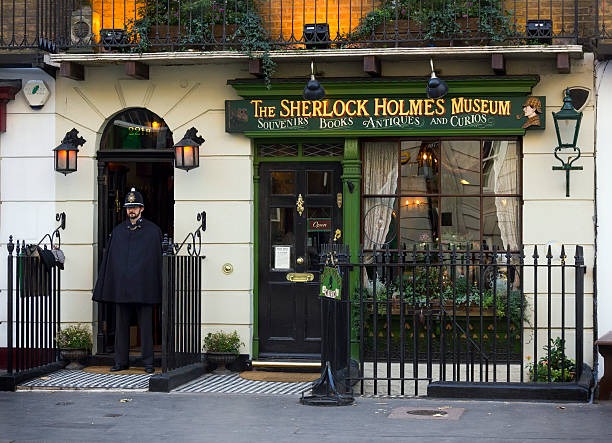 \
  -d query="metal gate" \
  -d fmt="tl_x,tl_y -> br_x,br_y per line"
1,213 -> 67,390
159,212 -> 206,373
328,244 -> 586,396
